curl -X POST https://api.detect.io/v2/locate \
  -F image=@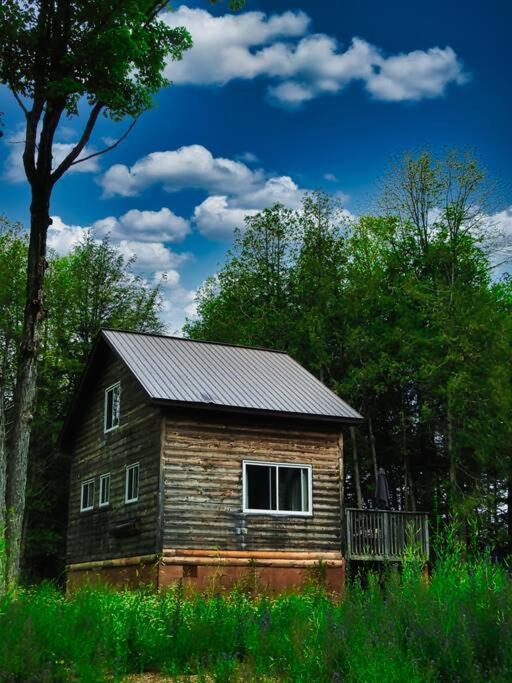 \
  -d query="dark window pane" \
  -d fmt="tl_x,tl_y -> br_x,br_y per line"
106,390 -> 113,430
246,464 -> 276,510
132,466 -> 139,498
278,467 -> 307,512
